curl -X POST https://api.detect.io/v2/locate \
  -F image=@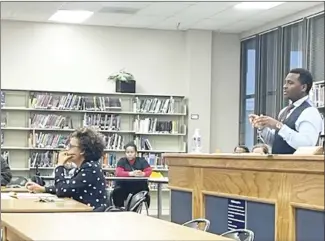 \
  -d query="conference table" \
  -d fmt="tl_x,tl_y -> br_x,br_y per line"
1,212 -> 231,241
